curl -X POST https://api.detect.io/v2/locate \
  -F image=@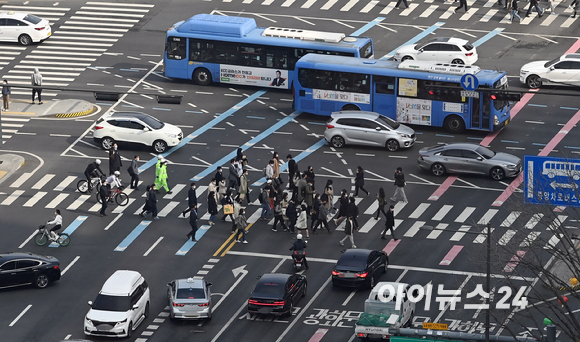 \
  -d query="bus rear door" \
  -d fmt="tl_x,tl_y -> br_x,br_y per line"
372,76 -> 397,119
